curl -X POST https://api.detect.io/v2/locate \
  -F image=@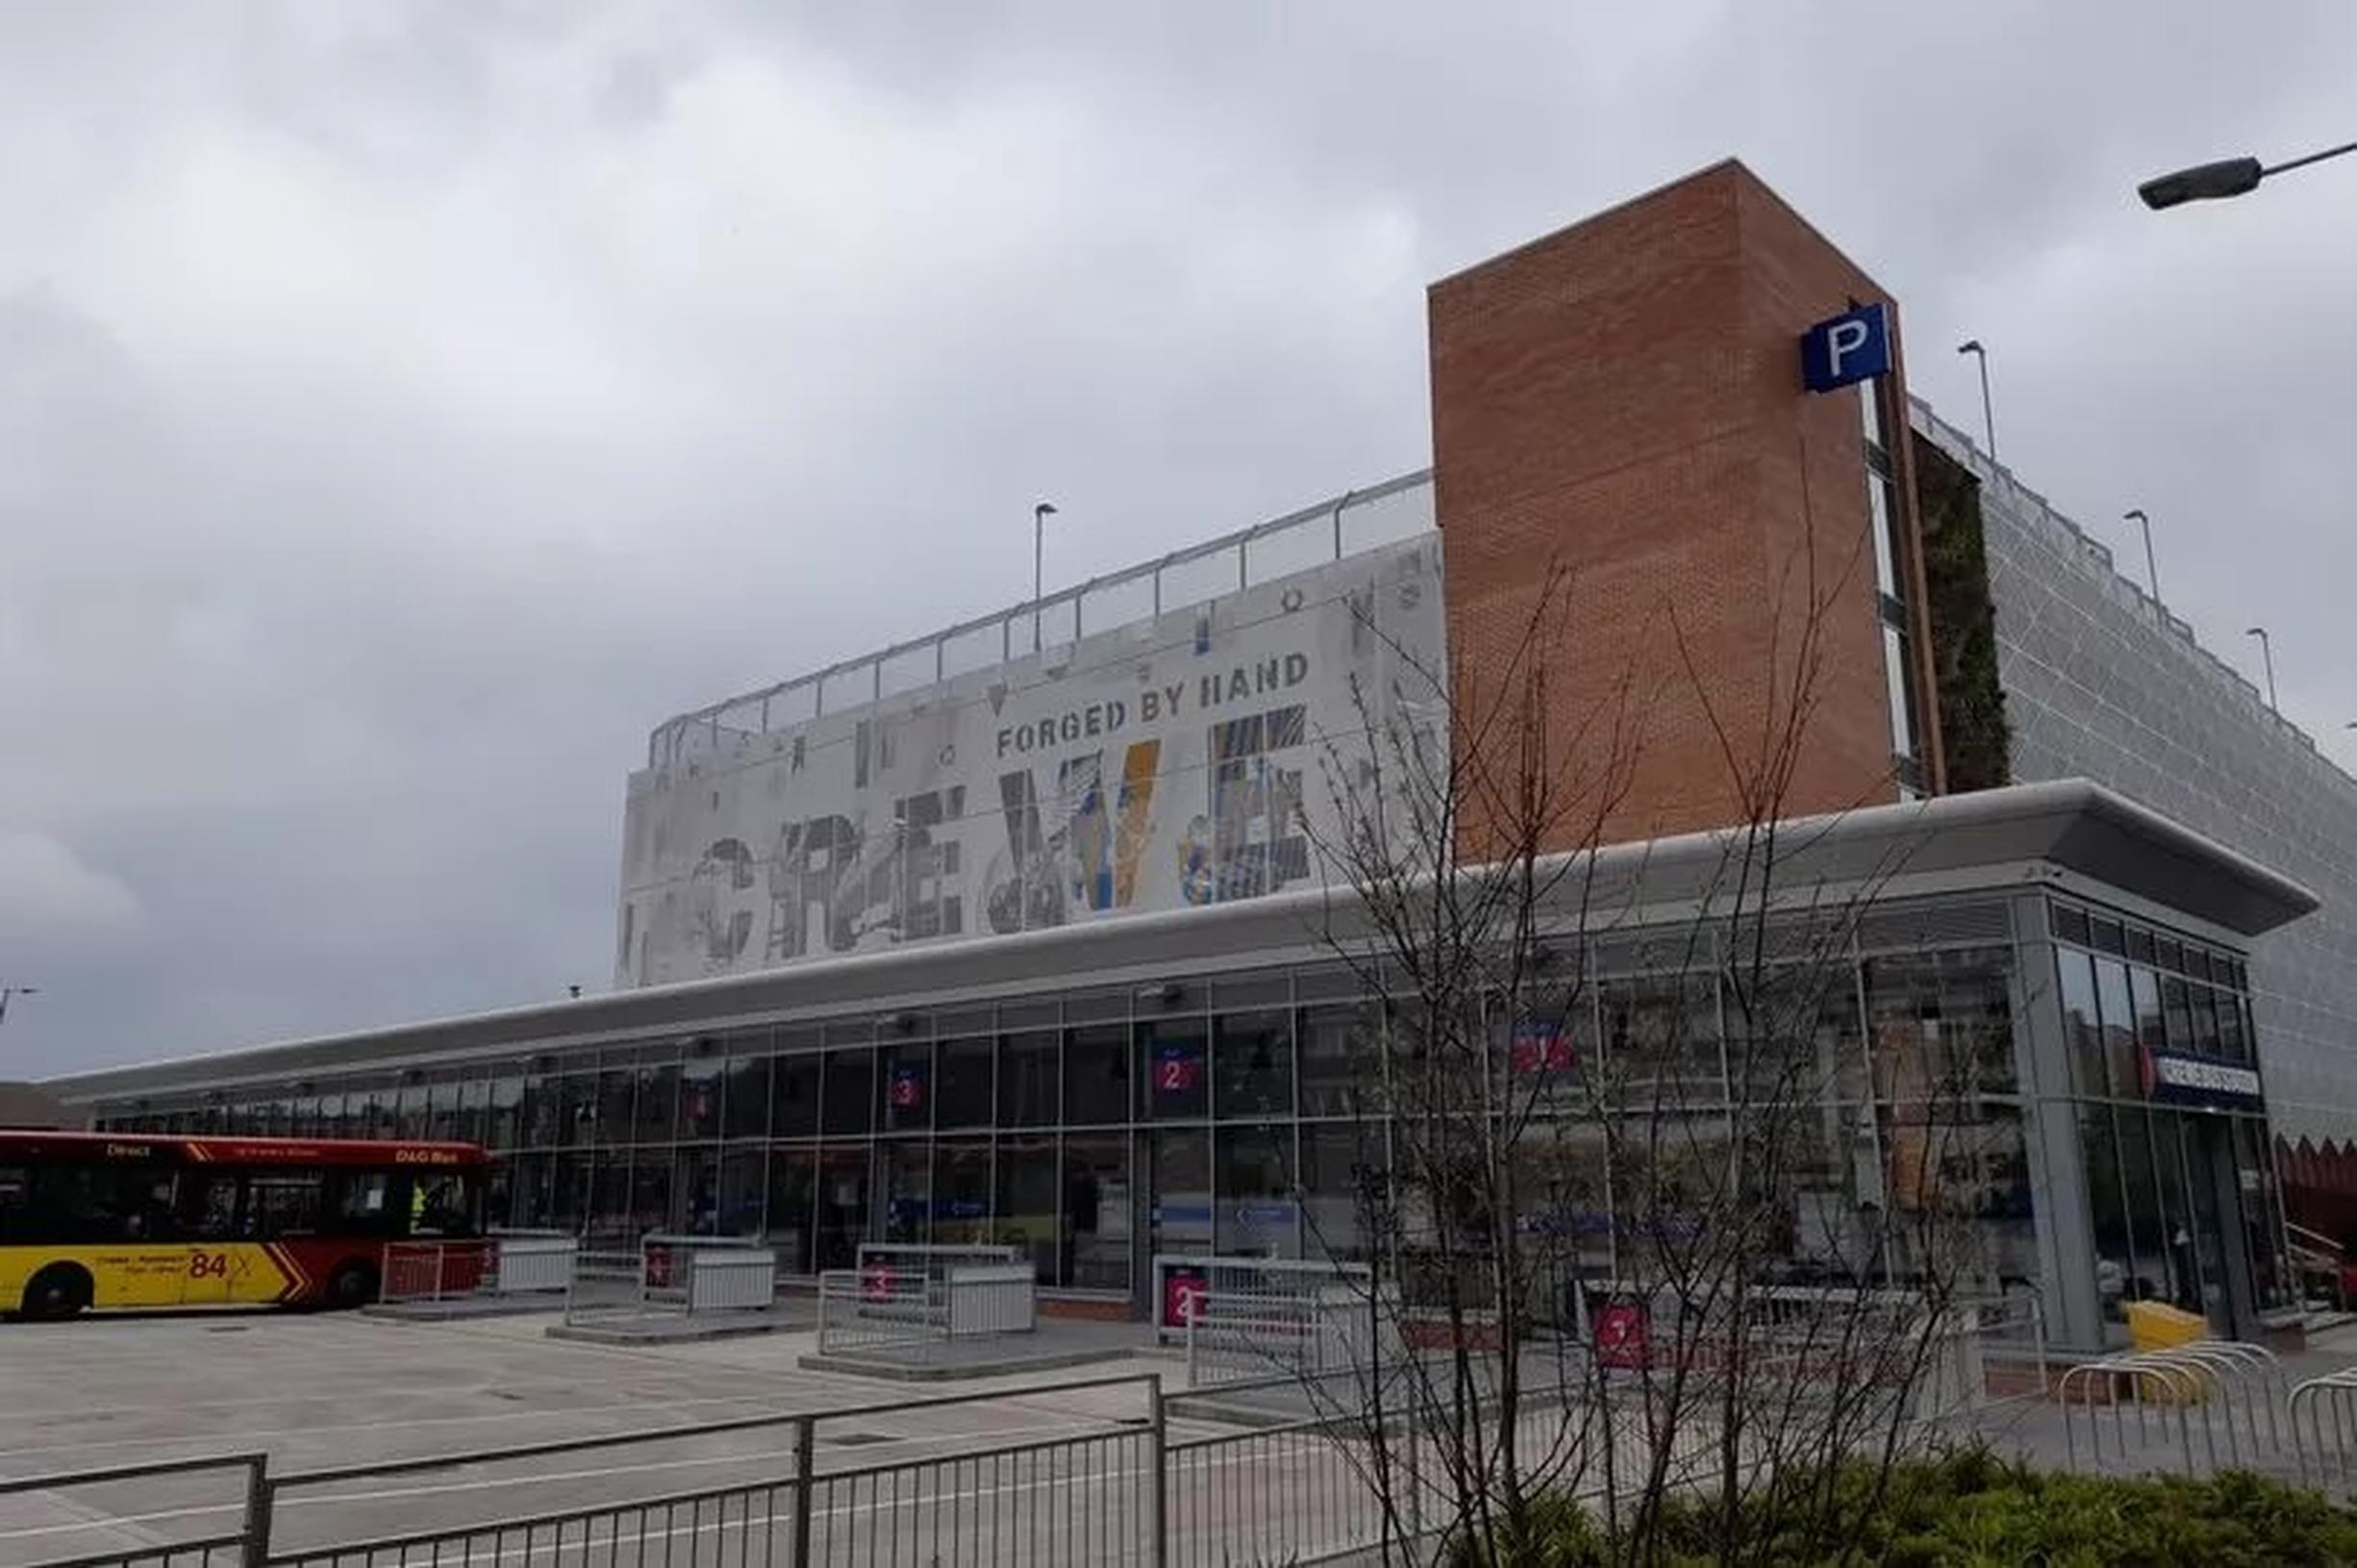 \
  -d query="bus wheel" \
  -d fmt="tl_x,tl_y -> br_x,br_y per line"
20,1264 -> 92,1322
325,1261 -> 378,1310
